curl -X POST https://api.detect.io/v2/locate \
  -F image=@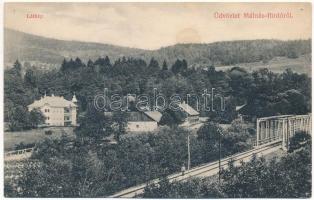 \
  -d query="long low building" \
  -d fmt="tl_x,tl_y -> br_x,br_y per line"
127,111 -> 162,132
105,110 -> 162,132
178,101 -> 200,127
